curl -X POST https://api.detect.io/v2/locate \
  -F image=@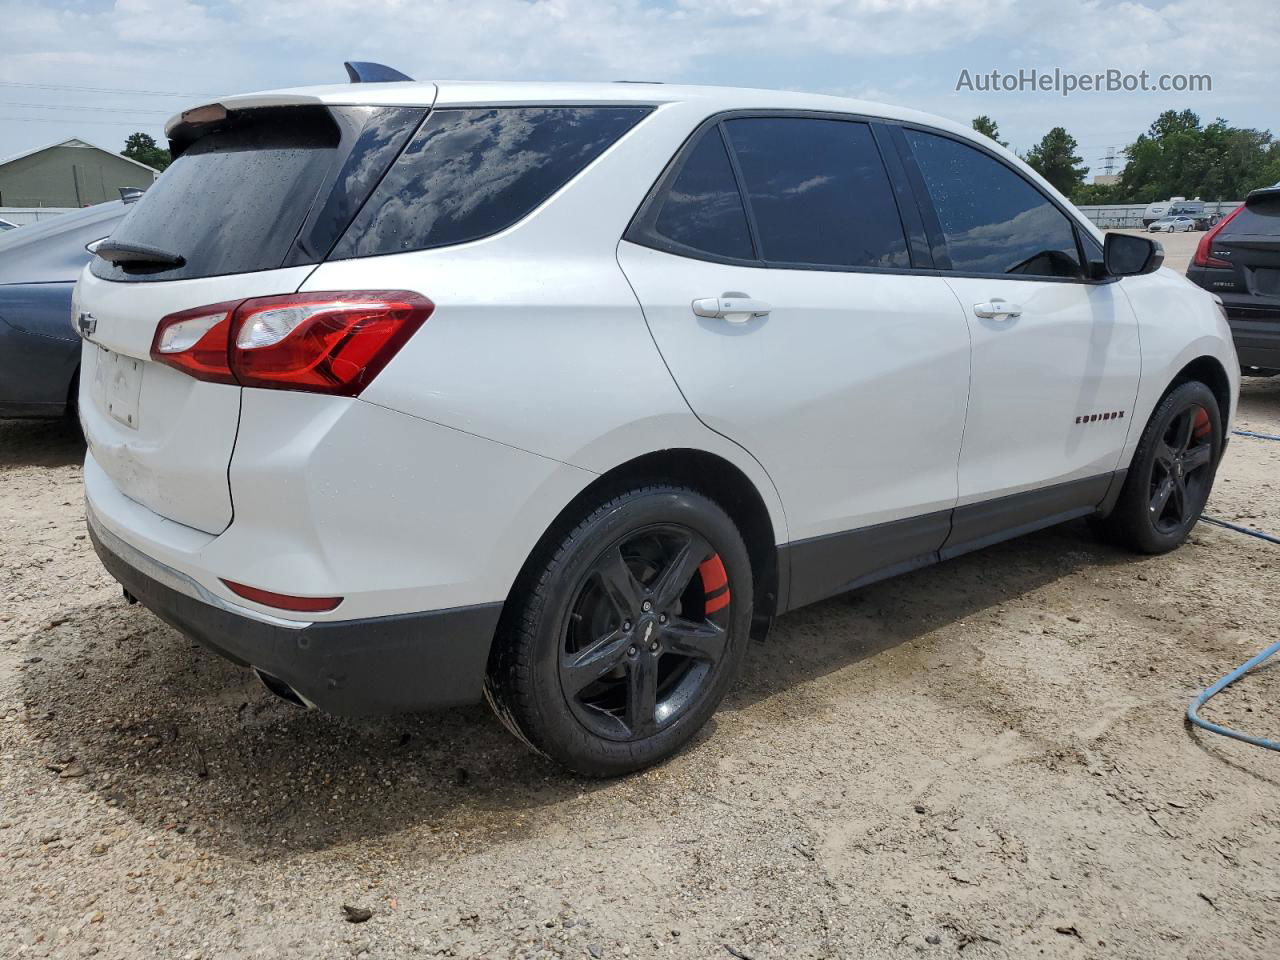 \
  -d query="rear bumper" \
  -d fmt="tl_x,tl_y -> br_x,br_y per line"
89,509 -> 502,716
1224,306 -> 1280,373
